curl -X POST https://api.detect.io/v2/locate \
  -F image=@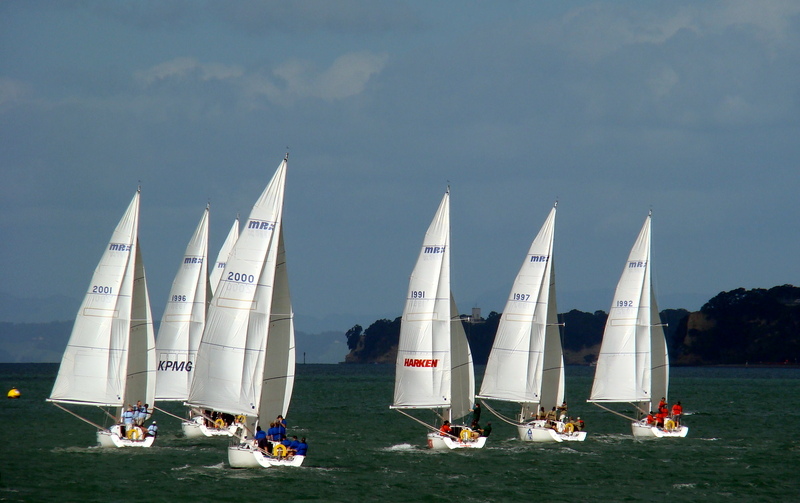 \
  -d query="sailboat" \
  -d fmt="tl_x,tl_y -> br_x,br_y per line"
391,189 -> 486,450
478,204 -> 586,442
187,155 -> 302,467
587,212 -> 688,438
47,189 -> 157,448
